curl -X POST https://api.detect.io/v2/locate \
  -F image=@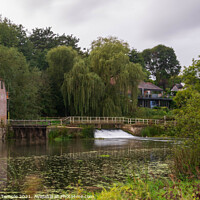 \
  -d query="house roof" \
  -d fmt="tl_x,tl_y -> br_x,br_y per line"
138,81 -> 163,91
171,83 -> 183,91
